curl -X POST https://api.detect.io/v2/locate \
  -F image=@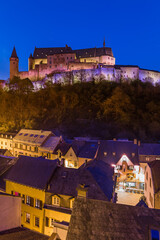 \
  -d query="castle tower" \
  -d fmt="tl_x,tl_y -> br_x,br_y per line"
28,53 -> 33,71
10,46 -> 19,80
